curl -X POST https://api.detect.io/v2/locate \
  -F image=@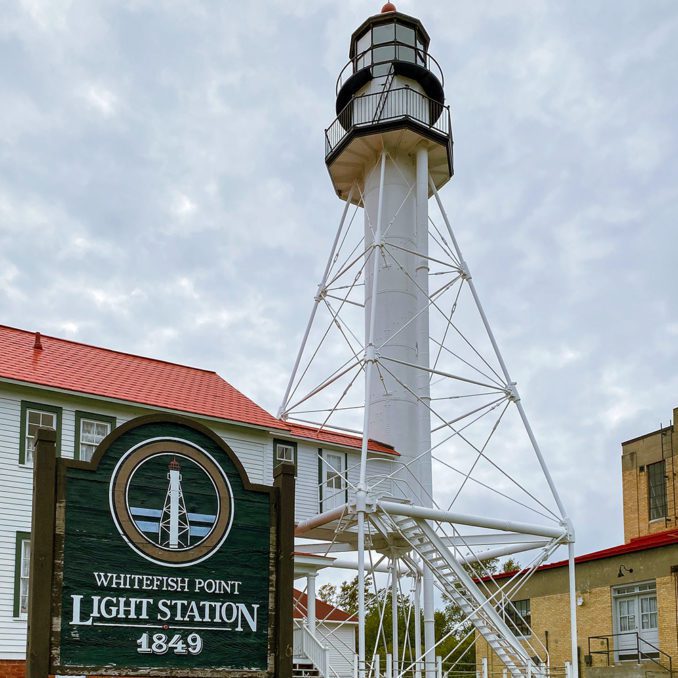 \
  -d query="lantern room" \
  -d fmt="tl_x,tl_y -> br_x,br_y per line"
325,4 -> 453,203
